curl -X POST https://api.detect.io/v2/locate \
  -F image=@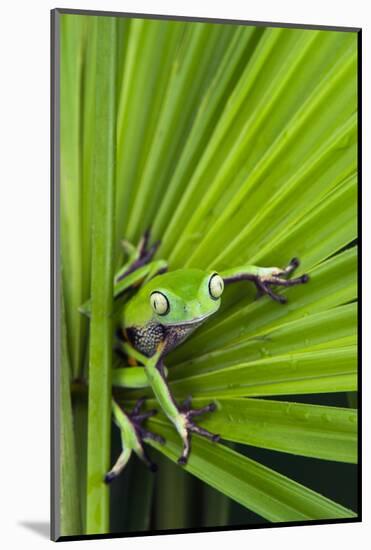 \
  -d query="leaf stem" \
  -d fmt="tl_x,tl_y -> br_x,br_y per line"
86,16 -> 117,535
60,291 -> 82,535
